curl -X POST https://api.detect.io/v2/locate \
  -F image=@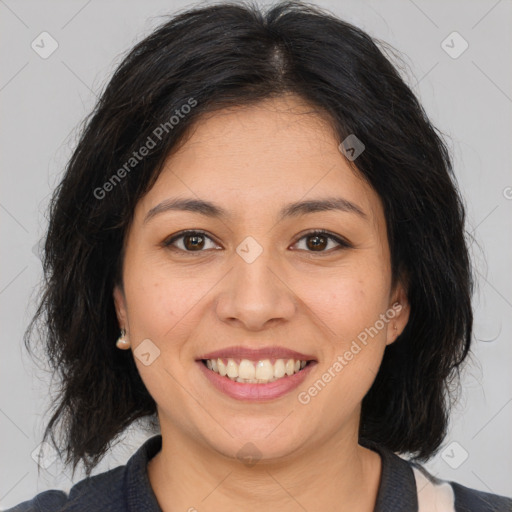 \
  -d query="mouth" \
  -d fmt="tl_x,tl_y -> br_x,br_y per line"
199,357 -> 316,384
196,355 -> 317,402
196,345 -> 317,385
